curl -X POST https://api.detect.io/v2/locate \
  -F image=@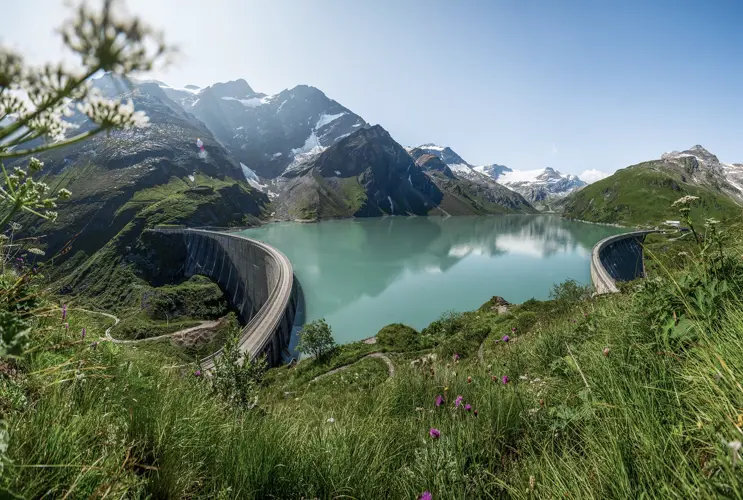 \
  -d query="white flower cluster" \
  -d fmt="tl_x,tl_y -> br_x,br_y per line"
0,0 -> 170,158
77,90 -> 149,129
672,195 -> 700,207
